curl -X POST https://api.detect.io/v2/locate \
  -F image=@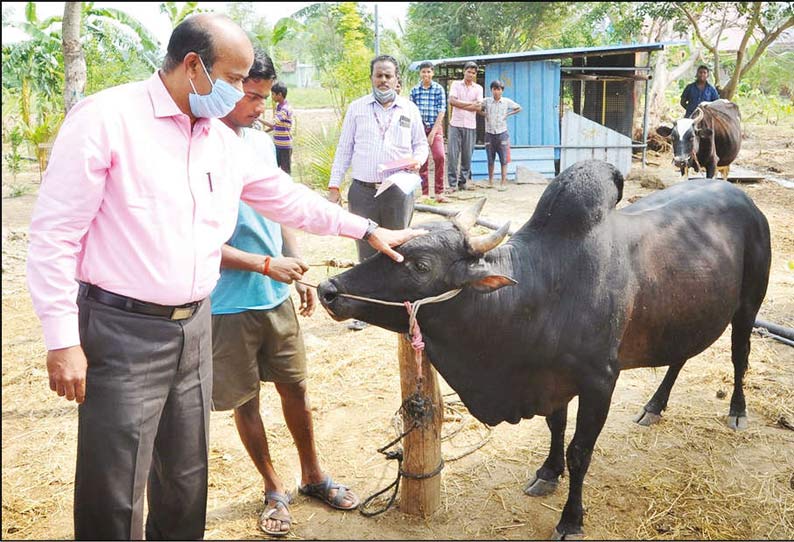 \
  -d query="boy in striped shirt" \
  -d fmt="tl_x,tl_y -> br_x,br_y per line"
263,82 -> 293,173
